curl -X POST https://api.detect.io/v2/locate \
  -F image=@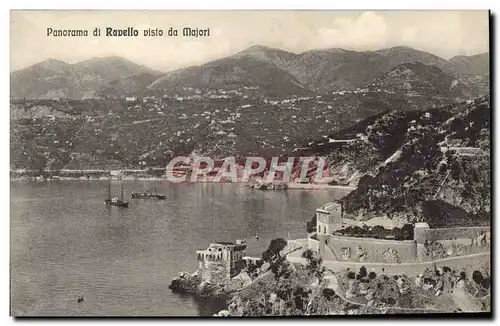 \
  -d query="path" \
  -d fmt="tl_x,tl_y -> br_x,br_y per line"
322,268 -> 443,313
452,286 -> 482,312
289,248 -> 489,273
